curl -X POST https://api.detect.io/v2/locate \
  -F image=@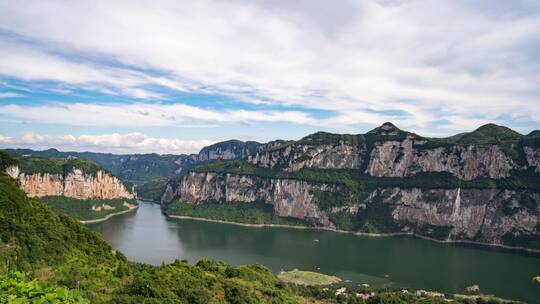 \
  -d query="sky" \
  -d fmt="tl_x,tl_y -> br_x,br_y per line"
0,0 -> 539,154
